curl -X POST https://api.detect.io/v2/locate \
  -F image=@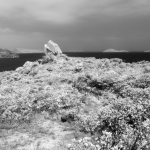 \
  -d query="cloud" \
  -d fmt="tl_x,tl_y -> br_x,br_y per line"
0,0 -> 150,24
0,28 -> 14,33
0,0 -> 150,51
100,0 -> 150,15
0,0 -> 88,24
